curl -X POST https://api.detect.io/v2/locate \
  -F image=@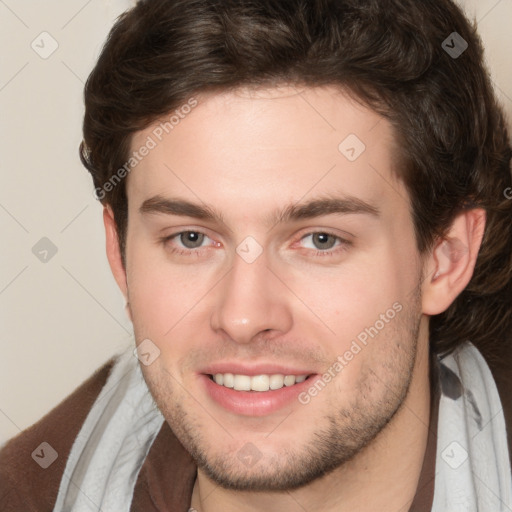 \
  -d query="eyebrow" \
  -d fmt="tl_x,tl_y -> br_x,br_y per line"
139,194 -> 380,228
